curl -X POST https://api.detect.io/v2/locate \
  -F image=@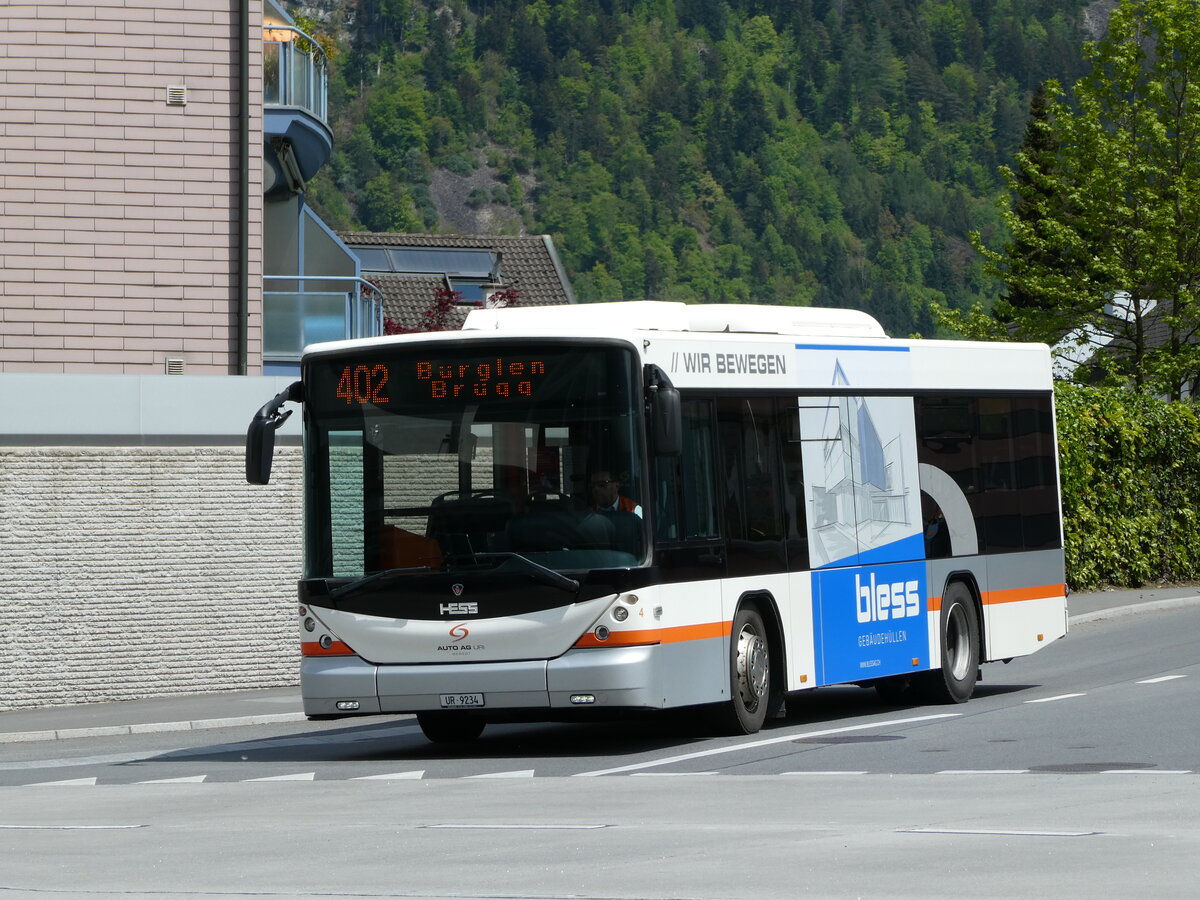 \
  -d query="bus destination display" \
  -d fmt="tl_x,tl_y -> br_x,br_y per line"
329,356 -> 549,405
416,356 -> 547,399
